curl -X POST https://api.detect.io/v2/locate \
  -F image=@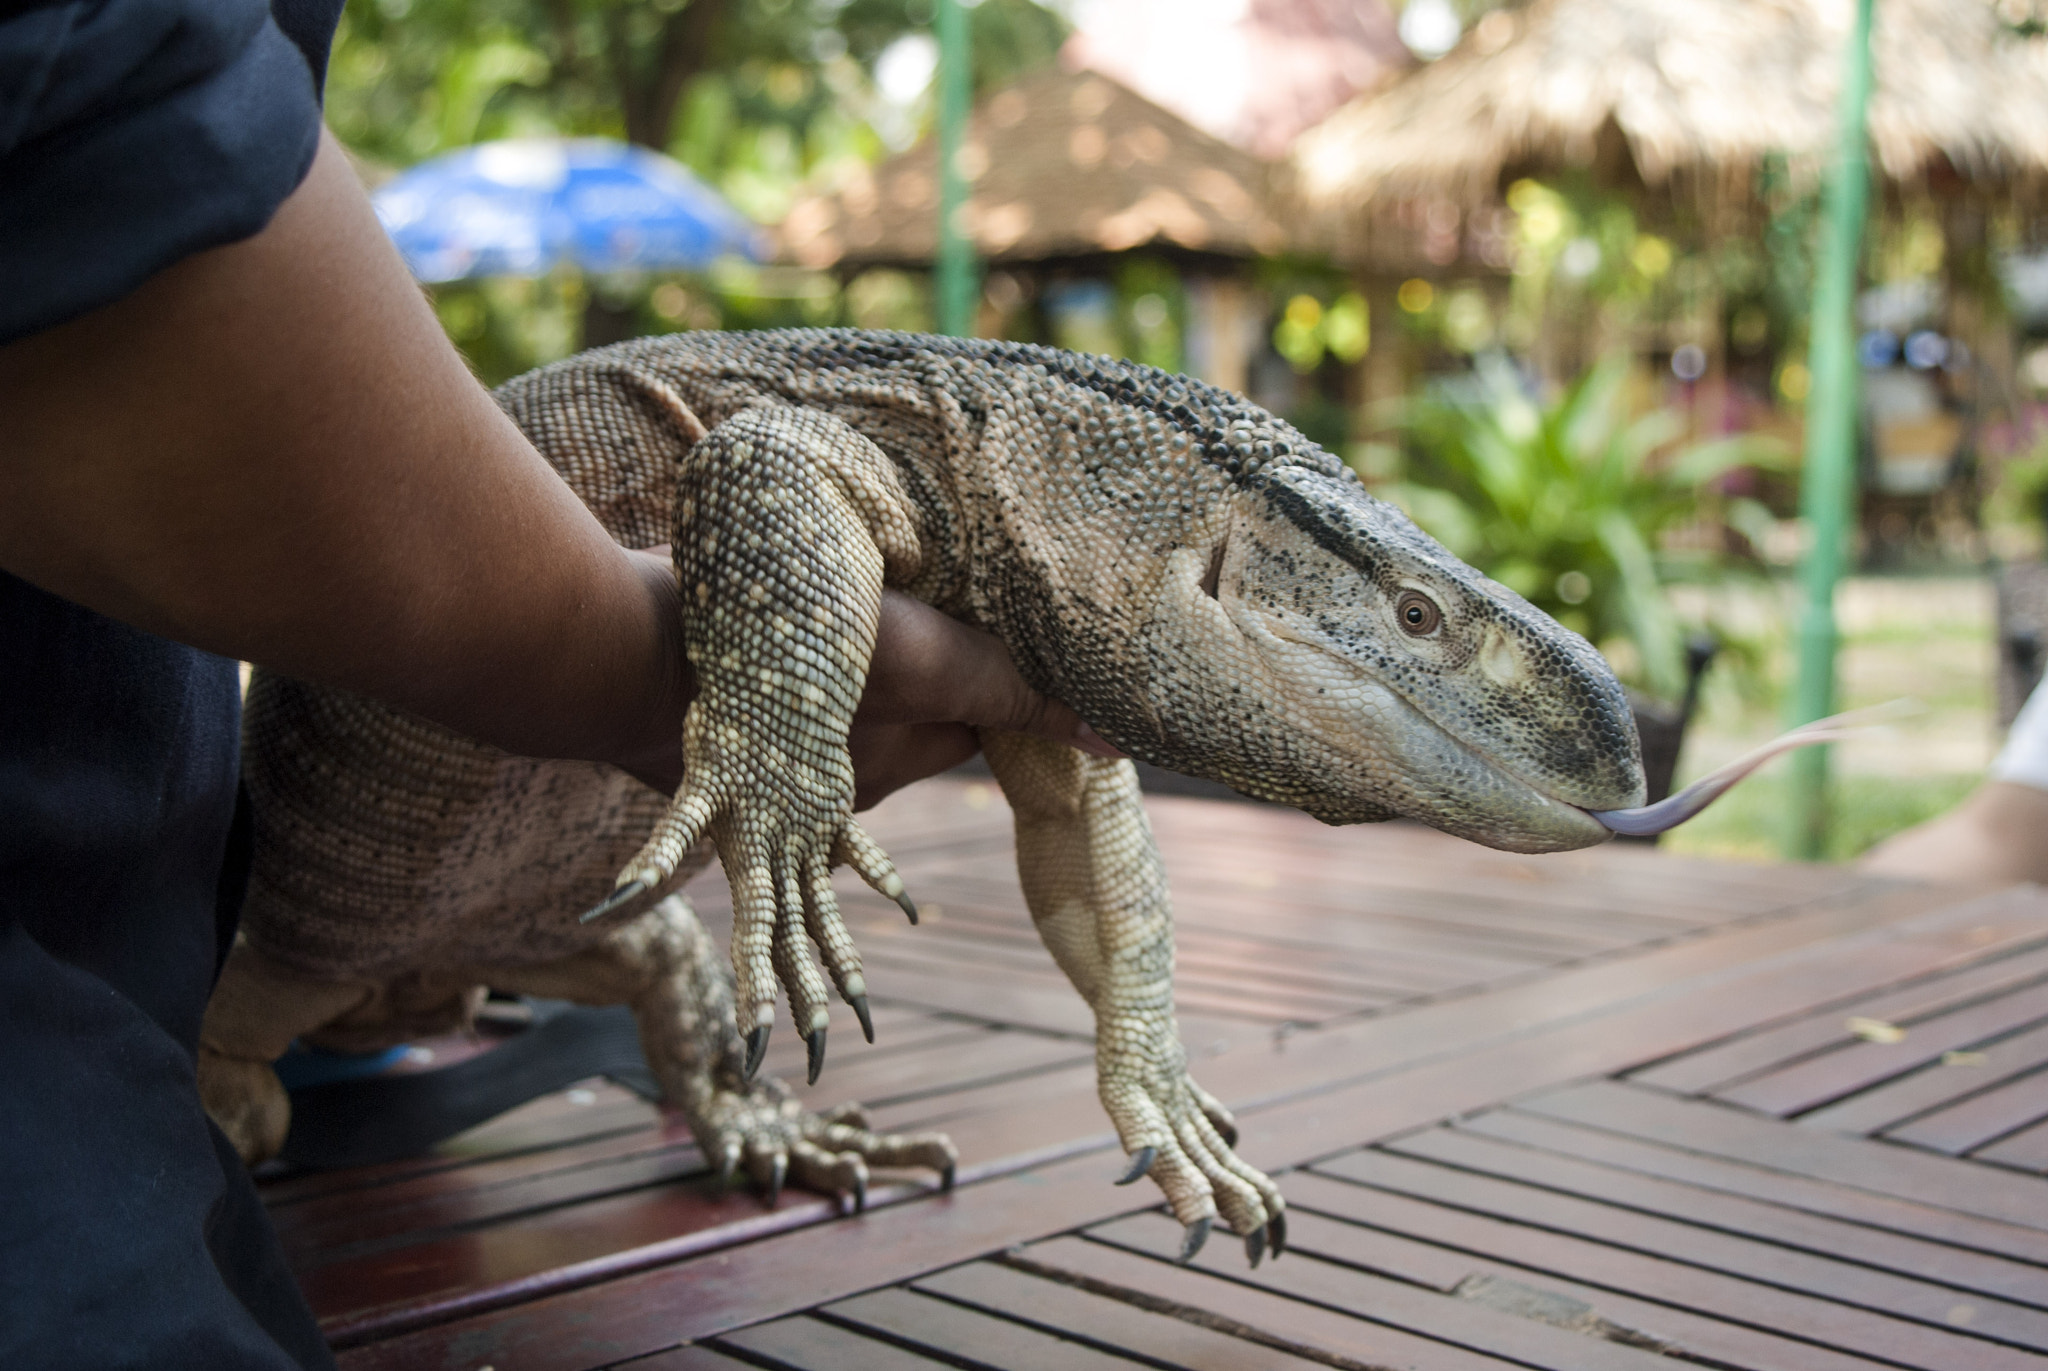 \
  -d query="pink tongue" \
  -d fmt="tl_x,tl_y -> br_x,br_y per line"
1591,700 -> 1919,837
